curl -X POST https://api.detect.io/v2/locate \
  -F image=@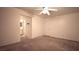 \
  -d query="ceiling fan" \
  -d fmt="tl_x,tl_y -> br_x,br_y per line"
35,7 -> 58,15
